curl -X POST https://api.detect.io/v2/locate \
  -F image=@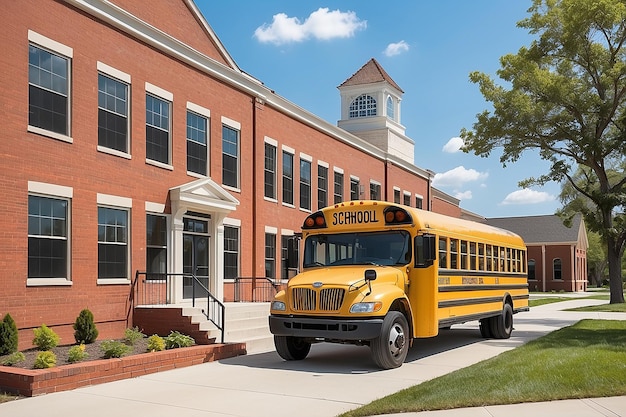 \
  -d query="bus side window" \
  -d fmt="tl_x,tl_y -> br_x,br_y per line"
438,237 -> 447,268
460,240 -> 468,270
469,242 -> 476,270
450,239 -> 458,269
478,243 -> 485,270
486,245 -> 492,271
